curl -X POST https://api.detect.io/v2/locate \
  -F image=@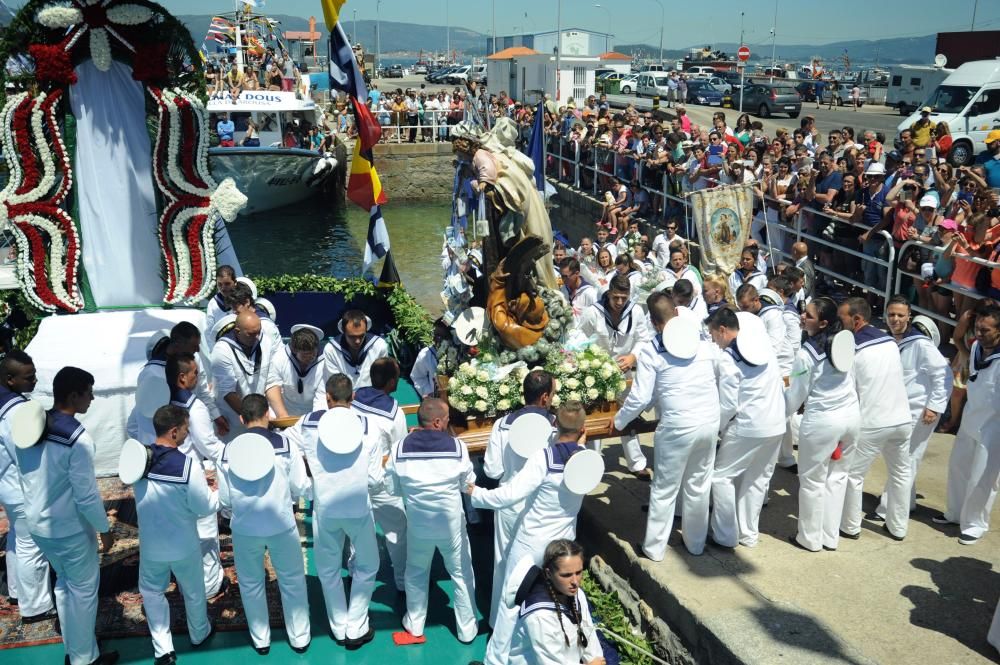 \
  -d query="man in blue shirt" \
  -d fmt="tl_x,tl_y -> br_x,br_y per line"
975,129 -> 1000,188
216,113 -> 235,148
858,162 -> 892,291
